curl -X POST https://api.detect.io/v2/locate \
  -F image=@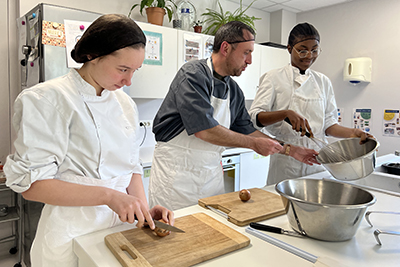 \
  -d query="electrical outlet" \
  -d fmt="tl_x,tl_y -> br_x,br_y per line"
140,120 -> 152,128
